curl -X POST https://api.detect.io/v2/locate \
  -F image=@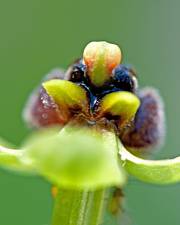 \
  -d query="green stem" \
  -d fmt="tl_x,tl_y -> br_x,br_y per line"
83,189 -> 107,225
52,188 -> 109,225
